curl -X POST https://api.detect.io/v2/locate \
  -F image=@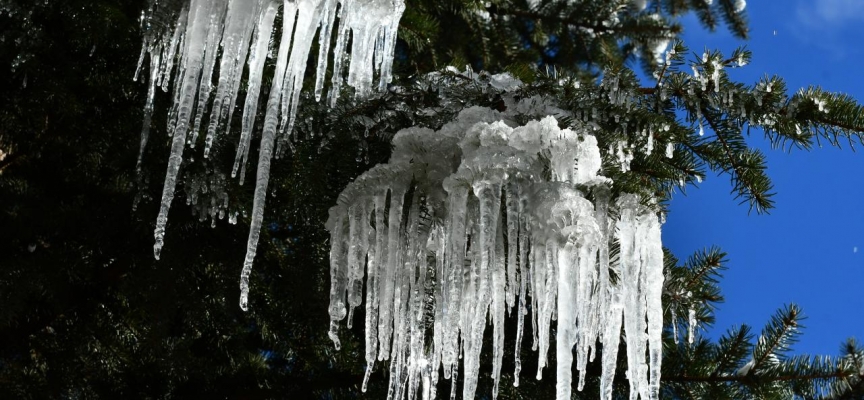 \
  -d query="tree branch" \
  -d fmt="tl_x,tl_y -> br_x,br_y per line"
749,309 -> 796,375
493,9 -> 681,36
700,105 -> 768,211
665,371 -> 852,384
